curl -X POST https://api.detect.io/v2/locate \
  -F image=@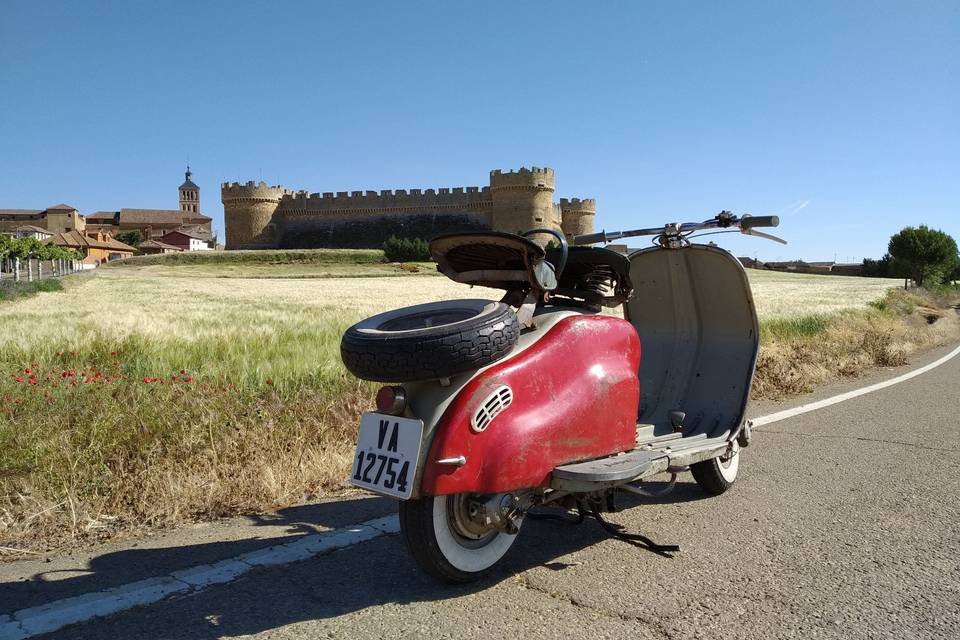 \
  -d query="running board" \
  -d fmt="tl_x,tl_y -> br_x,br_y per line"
550,440 -> 729,493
